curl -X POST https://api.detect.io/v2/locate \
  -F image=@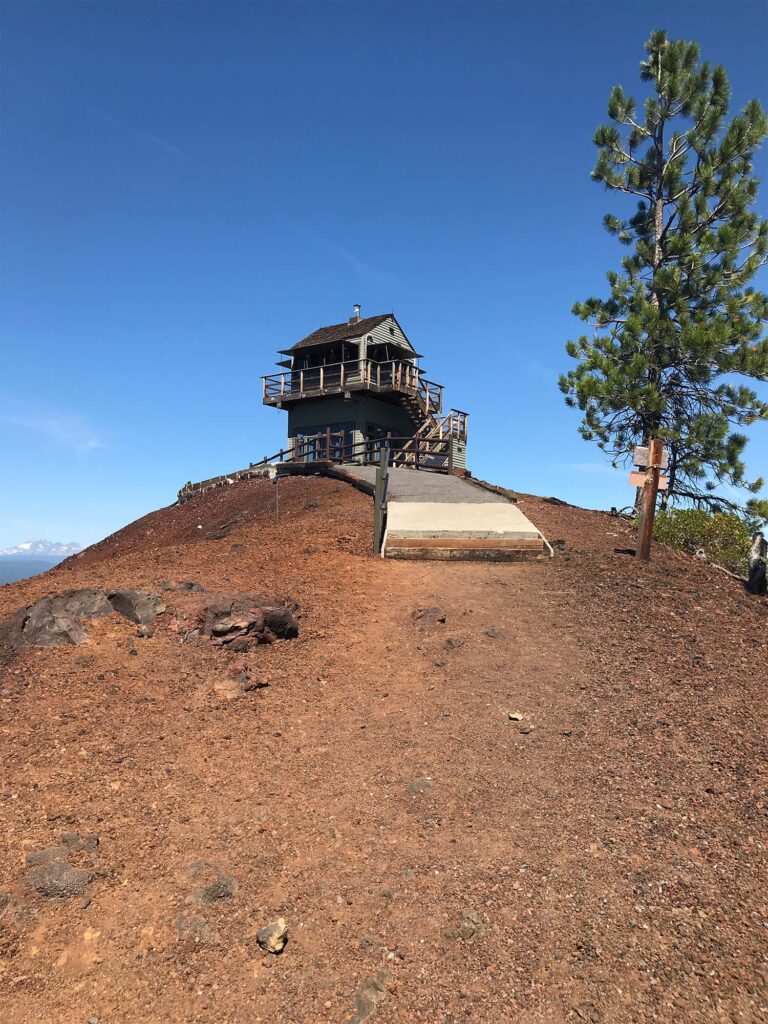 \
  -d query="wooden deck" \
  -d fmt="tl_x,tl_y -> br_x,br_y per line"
262,358 -> 443,415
